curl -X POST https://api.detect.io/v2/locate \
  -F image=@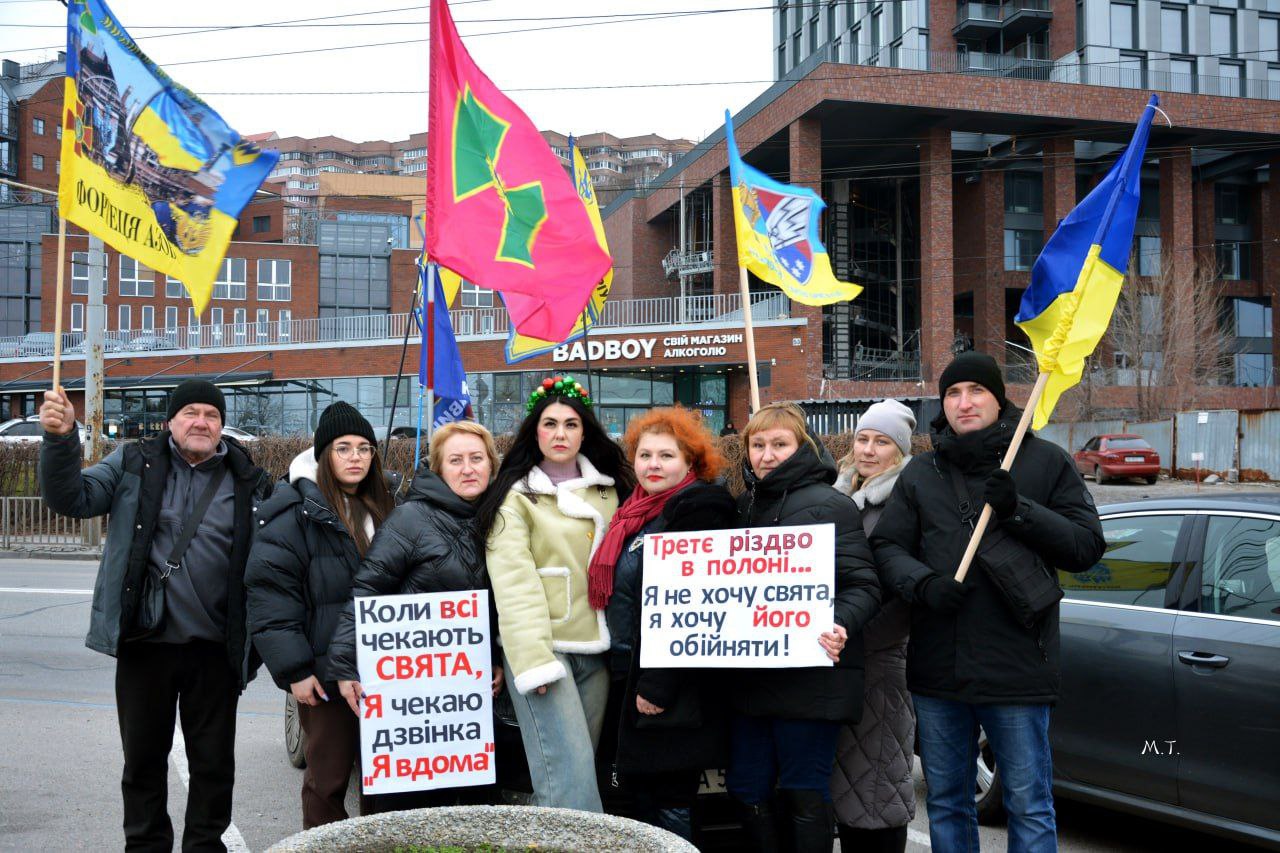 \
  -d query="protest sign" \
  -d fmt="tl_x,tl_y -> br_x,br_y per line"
354,590 -> 495,795
639,523 -> 835,669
